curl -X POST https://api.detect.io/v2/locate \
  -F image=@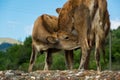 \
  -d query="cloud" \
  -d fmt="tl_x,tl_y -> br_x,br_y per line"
24,24 -> 33,36
111,19 -> 120,29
